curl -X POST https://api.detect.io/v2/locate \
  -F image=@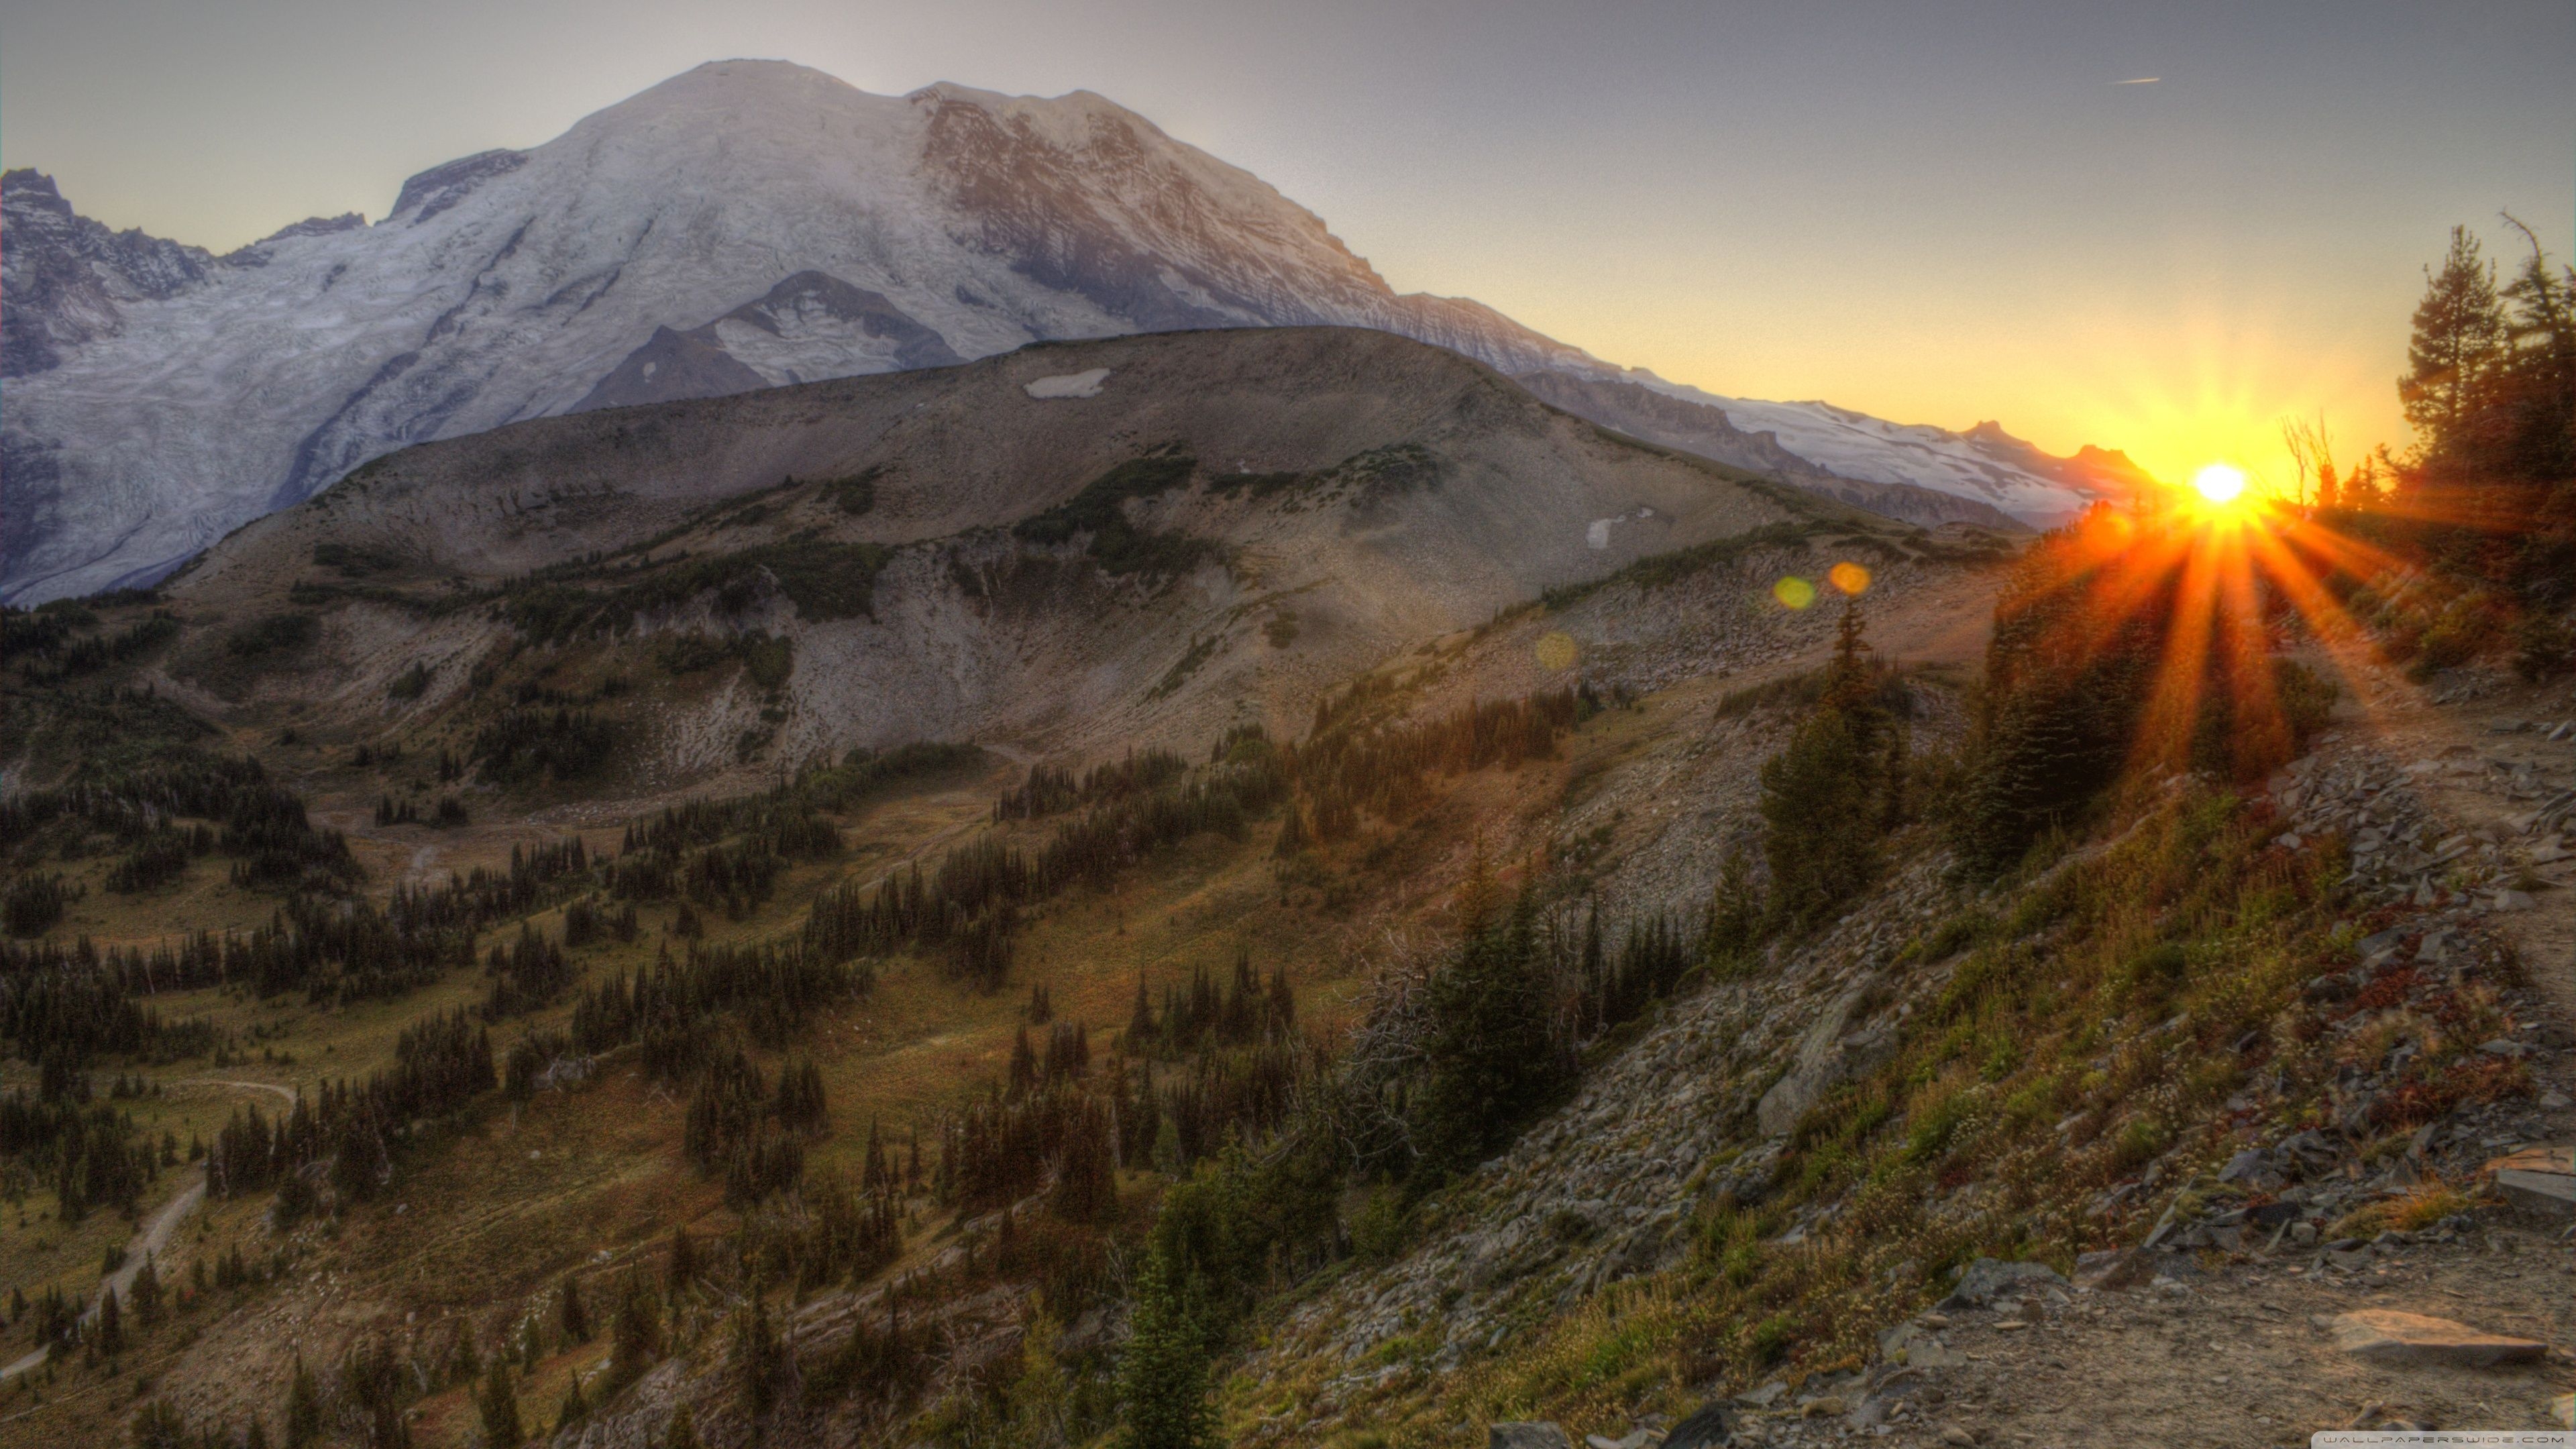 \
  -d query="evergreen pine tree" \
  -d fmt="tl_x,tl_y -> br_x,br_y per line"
555,1272 -> 590,1346
1117,1248 -> 1215,1449
283,1354 -> 323,1449
1705,847 -> 1764,967
2400,225 -> 2510,451
665,1227 -> 699,1295
1758,706 -> 1878,928
665,1403 -> 702,1449
477,1362 -> 525,1449
130,1255 -> 162,1326
1417,886 -> 1560,1174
